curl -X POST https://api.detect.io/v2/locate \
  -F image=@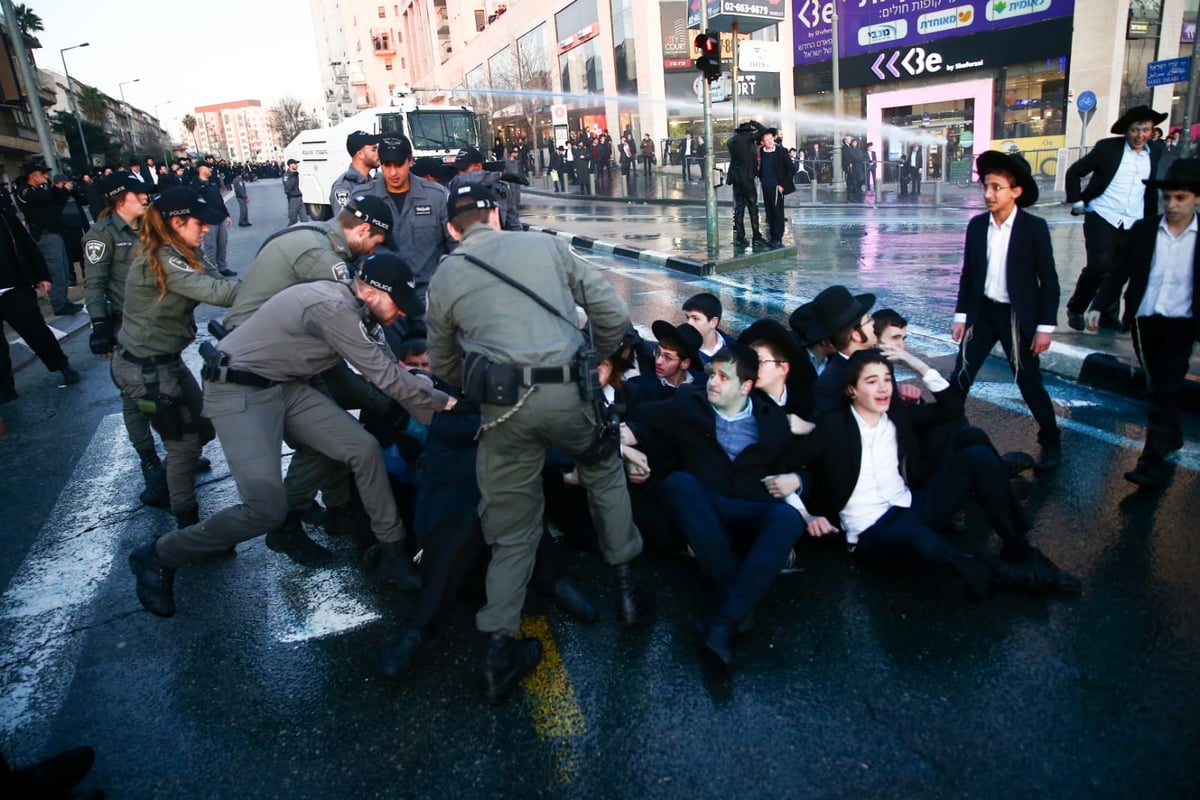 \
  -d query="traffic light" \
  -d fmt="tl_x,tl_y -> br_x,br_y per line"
693,31 -> 721,83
